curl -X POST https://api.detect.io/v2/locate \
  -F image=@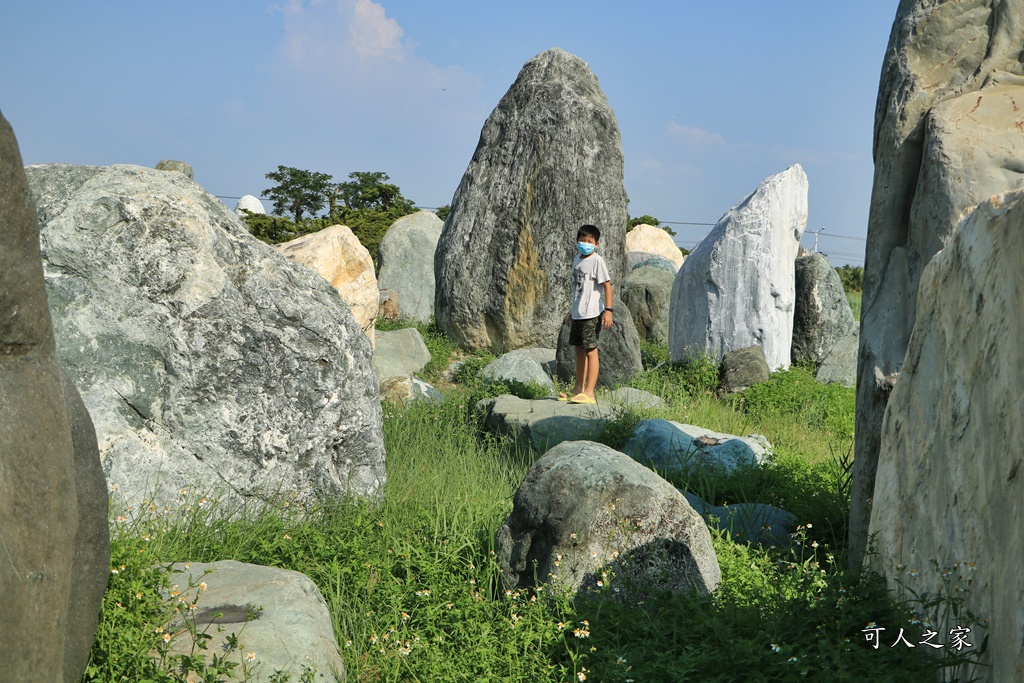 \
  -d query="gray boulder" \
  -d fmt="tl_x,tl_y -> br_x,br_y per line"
371,327 -> 431,381
867,192 -> 1024,681
476,394 -> 620,453
378,211 -> 443,322
669,165 -> 807,371
166,561 -> 344,682
378,375 -> 443,406
719,345 -> 769,395
624,250 -> 664,272
681,492 -> 796,547
606,387 -> 664,410
851,0 -> 1024,570
621,419 -> 770,477
235,194 -> 266,216
816,329 -> 858,387
29,163 -> 386,511
435,48 -> 628,352
621,265 -> 674,344
791,252 -> 855,365
628,254 -> 676,274
496,440 -> 720,597
0,113 -> 109,683
555,314 -> 643,388
483,349 -> 556,393
155,159 -> 194,179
